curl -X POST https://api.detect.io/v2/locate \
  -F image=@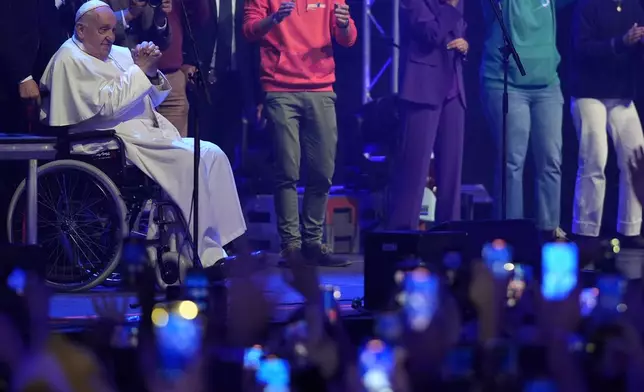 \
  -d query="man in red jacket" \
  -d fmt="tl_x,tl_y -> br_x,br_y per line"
244,0 -> 357,267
